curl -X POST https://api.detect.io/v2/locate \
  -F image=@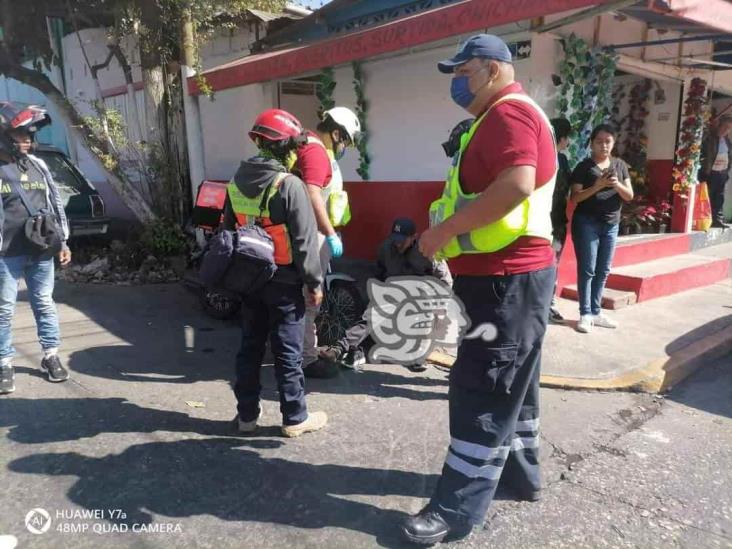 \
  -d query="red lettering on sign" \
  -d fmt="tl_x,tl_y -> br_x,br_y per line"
189,0 -> 614,94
